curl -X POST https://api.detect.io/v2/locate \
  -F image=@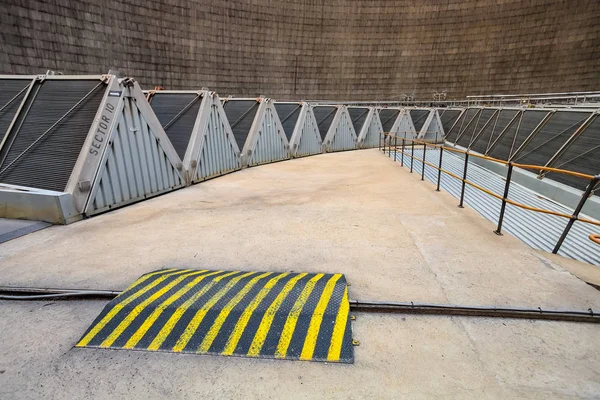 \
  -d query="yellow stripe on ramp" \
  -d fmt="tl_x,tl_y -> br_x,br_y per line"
327,286 -> 349,361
